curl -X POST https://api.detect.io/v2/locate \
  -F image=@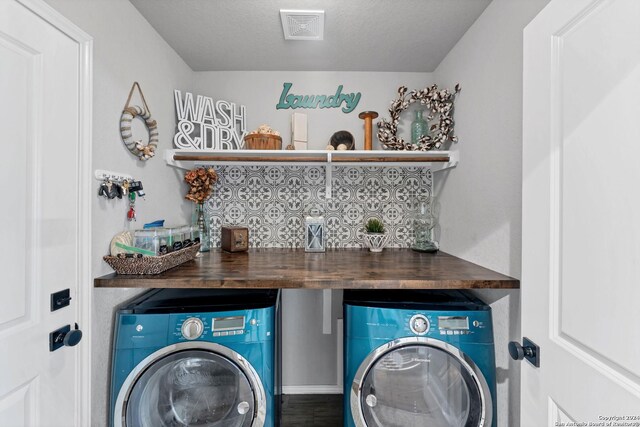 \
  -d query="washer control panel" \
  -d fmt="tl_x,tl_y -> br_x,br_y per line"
181,317 -> 204,340
409,314 -> 430,335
